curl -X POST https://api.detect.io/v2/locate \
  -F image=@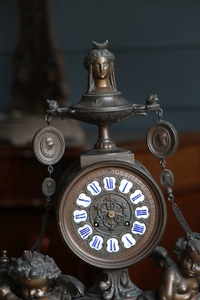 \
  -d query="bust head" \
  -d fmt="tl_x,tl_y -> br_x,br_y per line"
8,251 -> 61,299
84,41 -> 117,93
174,233 -> 200,279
